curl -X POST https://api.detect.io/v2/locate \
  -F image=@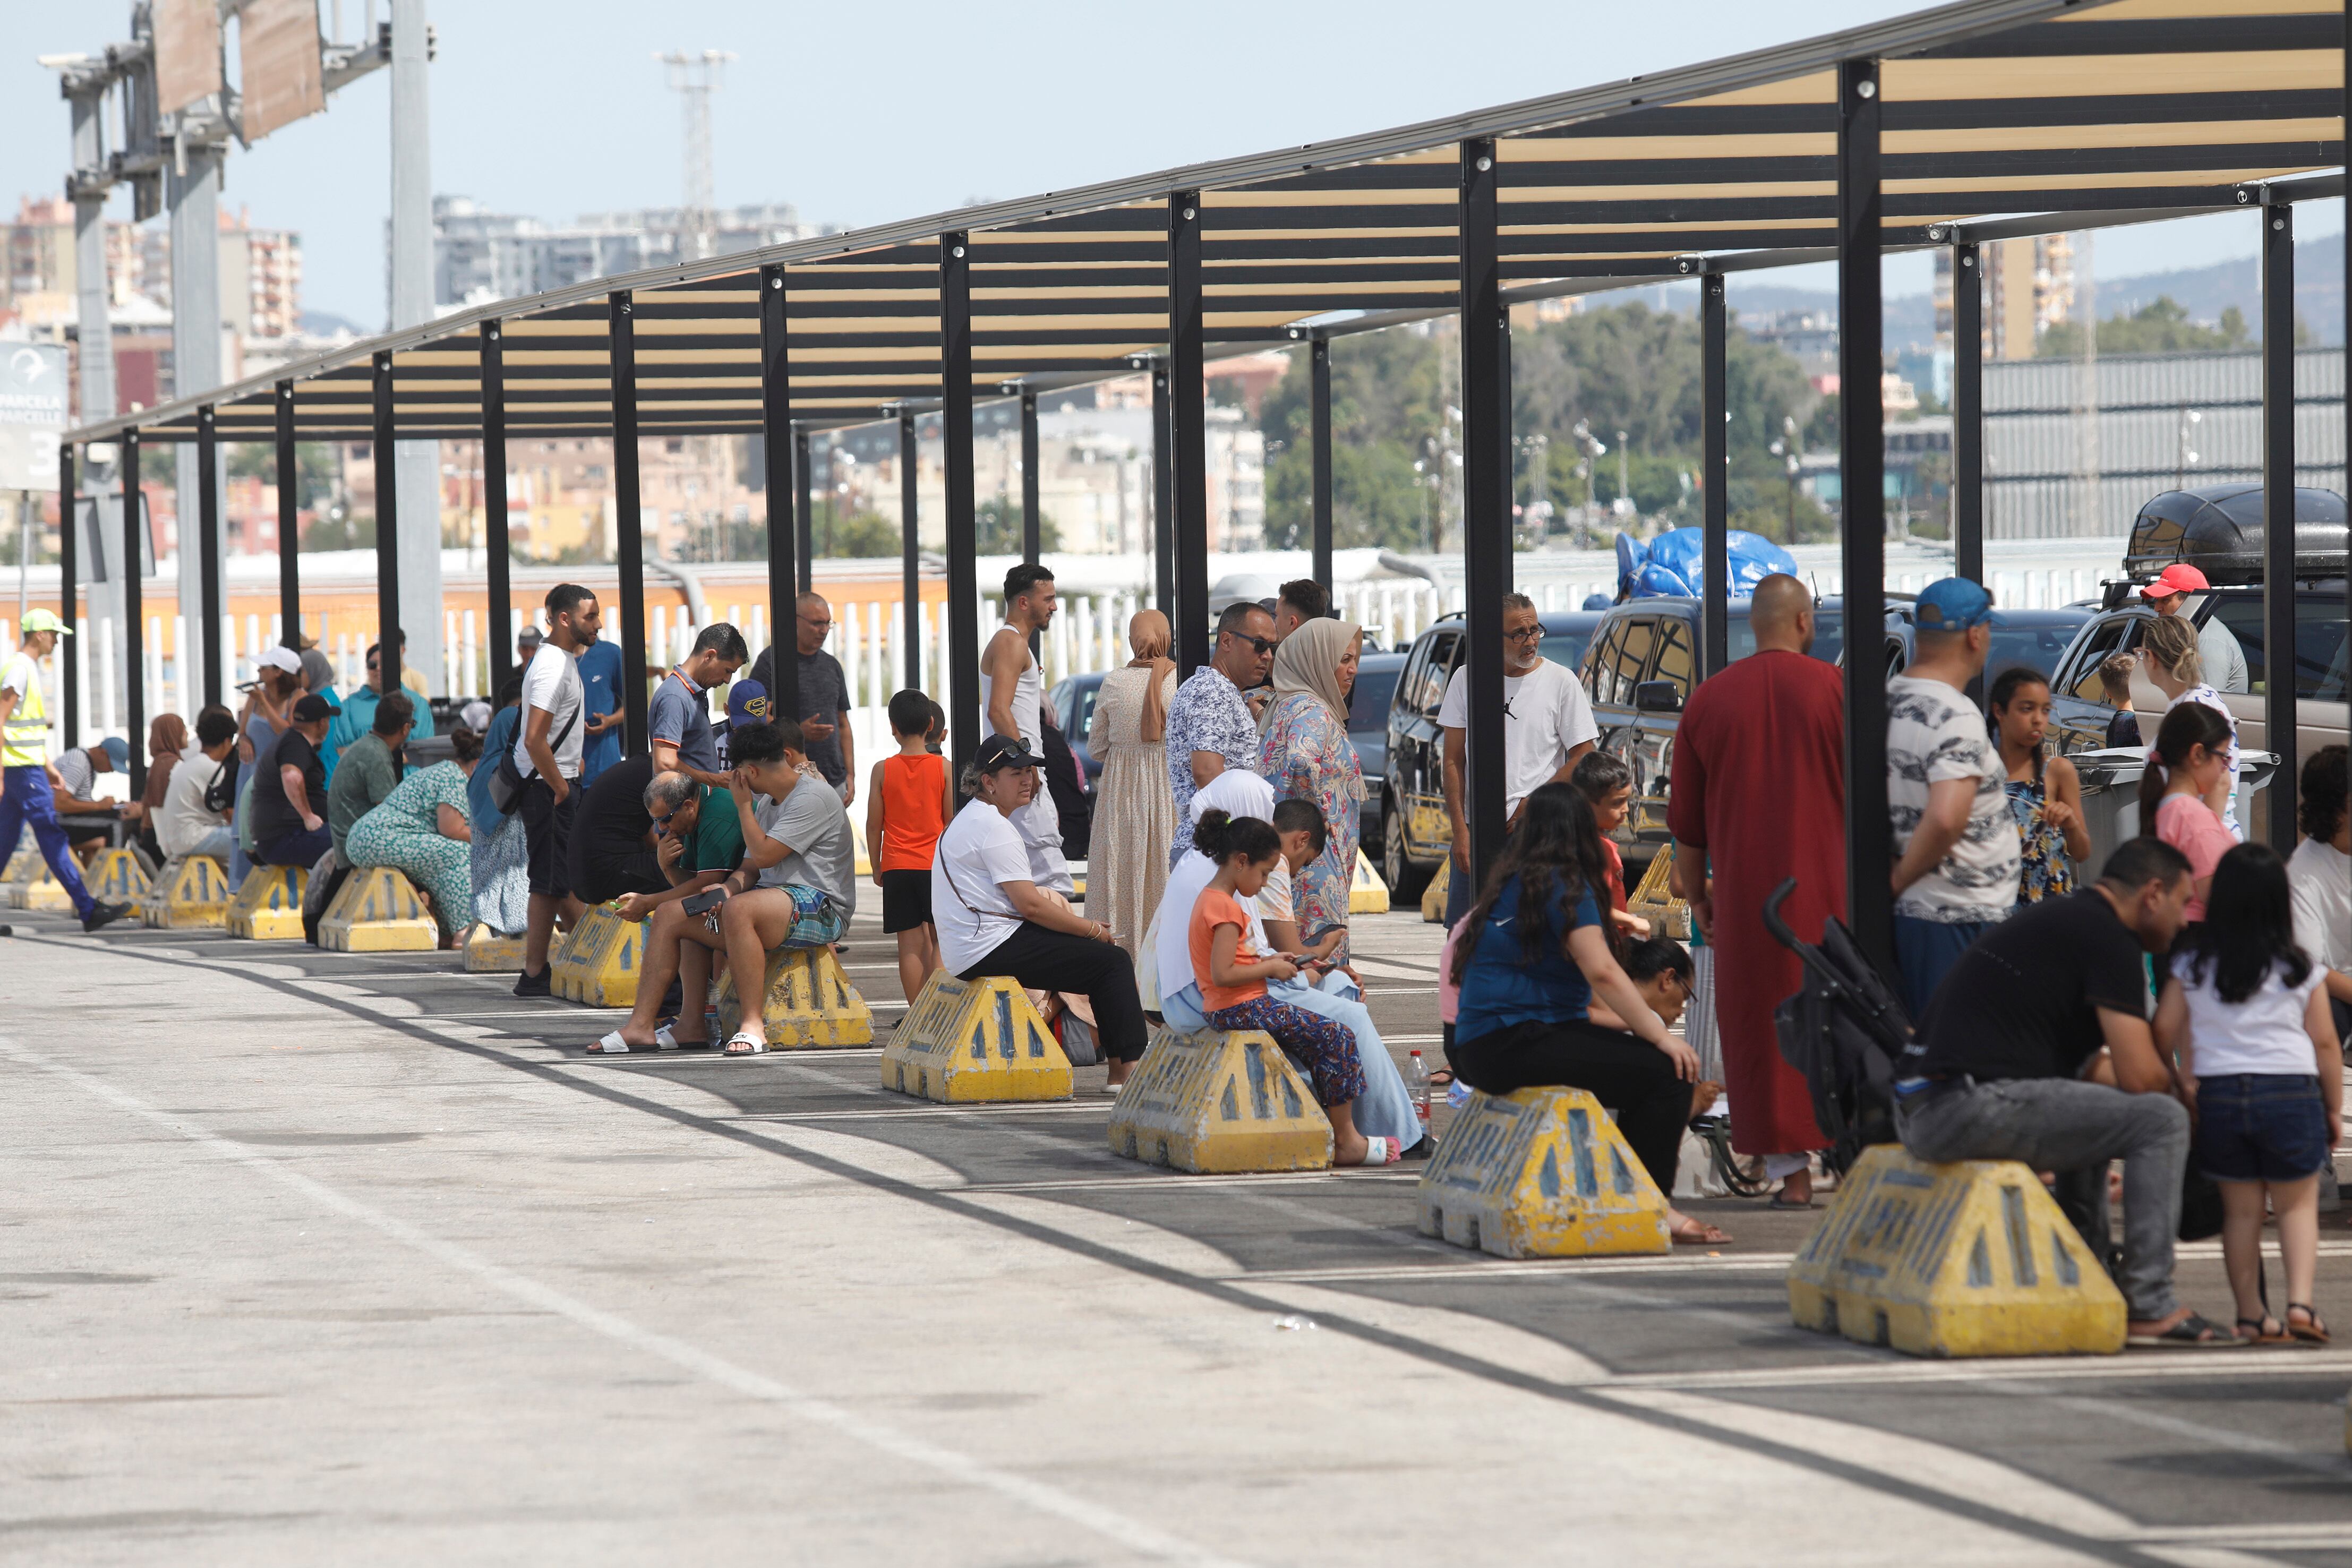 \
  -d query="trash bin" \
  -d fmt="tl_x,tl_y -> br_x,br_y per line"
2068,746 -> 2280,876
